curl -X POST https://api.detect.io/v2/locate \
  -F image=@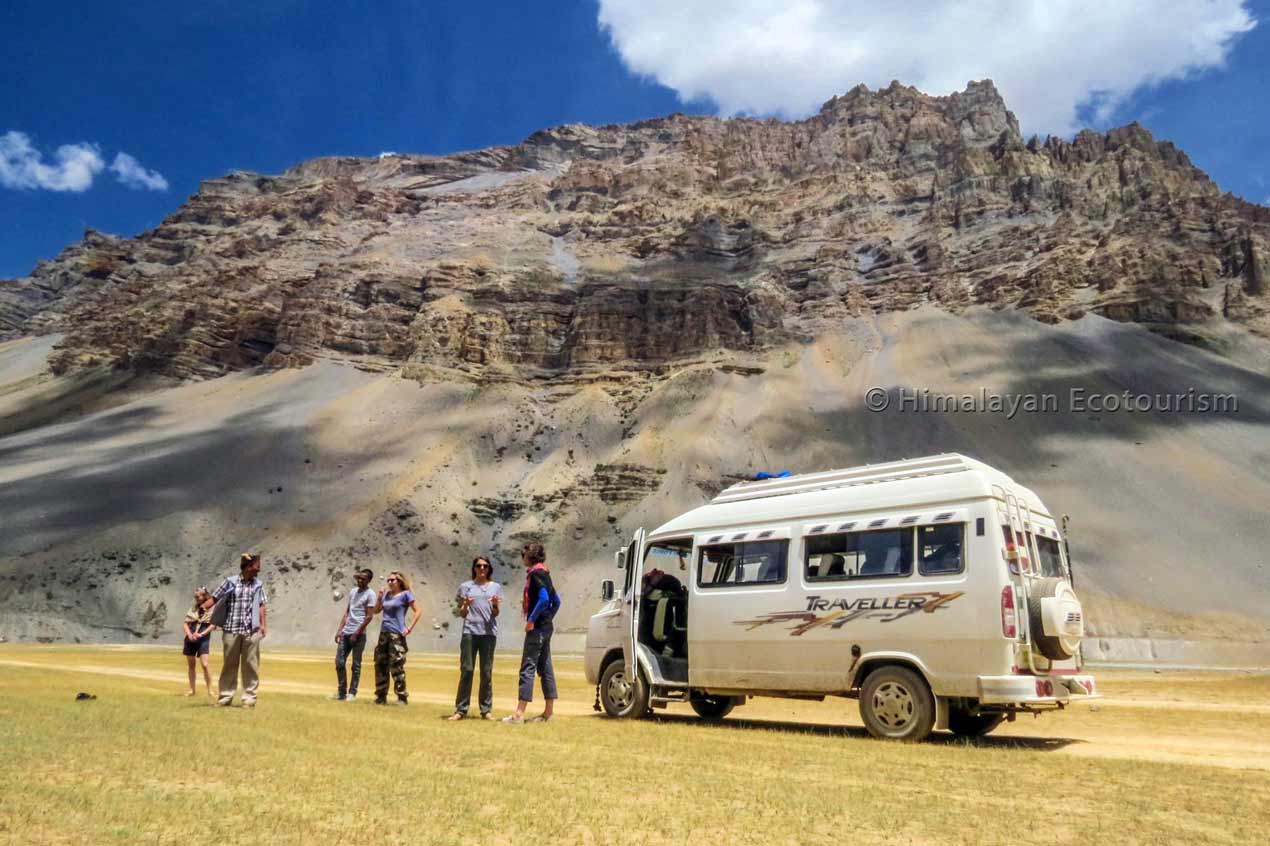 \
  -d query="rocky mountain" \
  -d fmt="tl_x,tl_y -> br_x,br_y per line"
1,80 -> 1268,662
